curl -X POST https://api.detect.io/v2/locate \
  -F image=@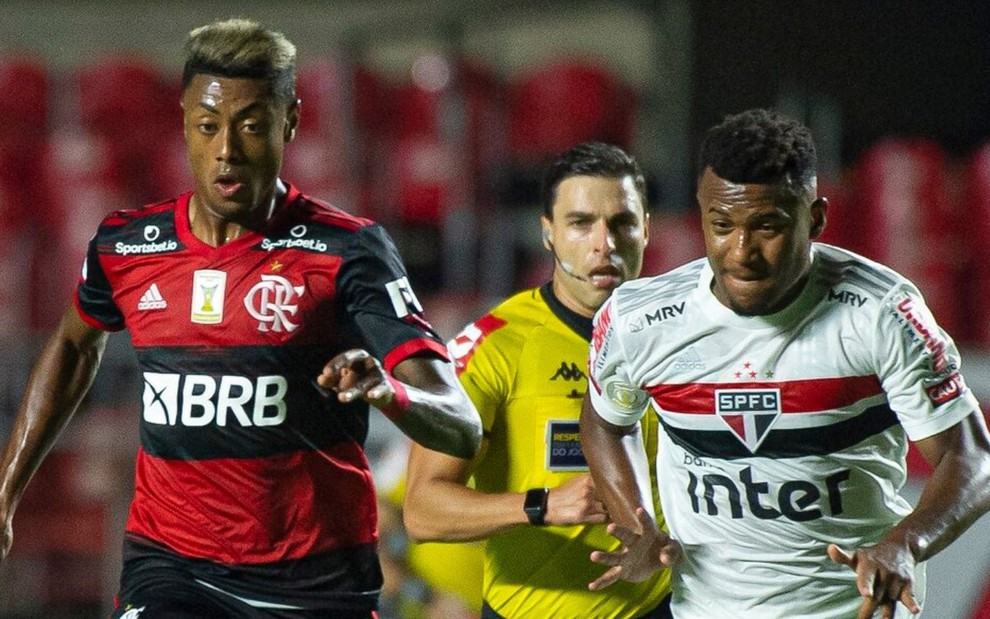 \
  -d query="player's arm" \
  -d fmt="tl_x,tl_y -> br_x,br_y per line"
317,351 -> 481,460
580,395 -> 679,590
403,439 -> 606,543
0,304 -> 109,559
829,408 -> 990,619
